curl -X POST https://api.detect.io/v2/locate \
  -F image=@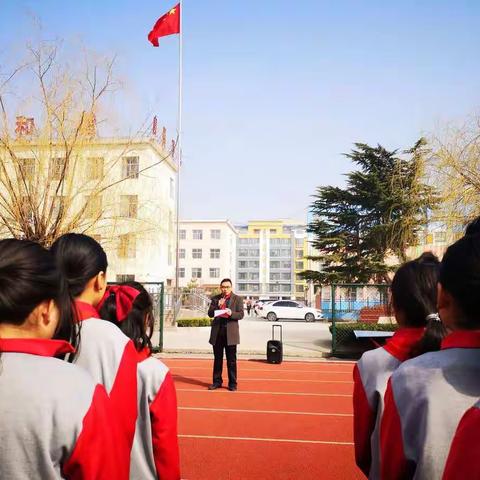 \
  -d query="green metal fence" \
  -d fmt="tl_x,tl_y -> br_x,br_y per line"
327,283 -> 390,355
